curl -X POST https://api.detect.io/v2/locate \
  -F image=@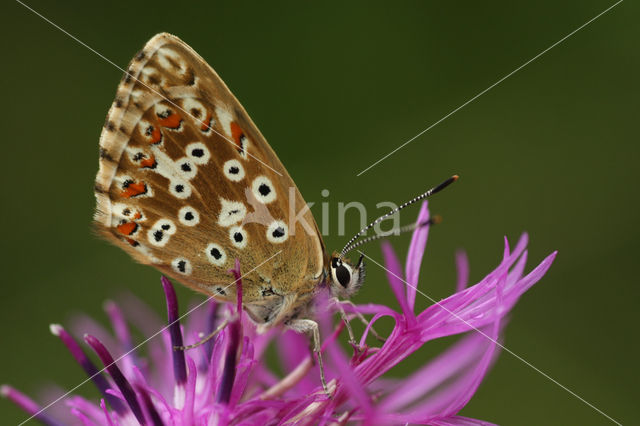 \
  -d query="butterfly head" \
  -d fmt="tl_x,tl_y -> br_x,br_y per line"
328,253 -> 365,298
